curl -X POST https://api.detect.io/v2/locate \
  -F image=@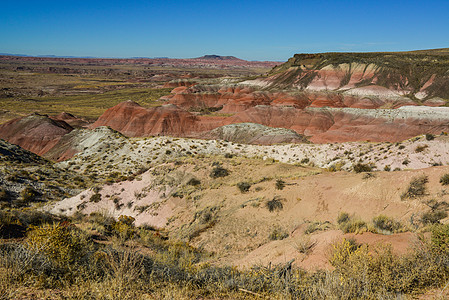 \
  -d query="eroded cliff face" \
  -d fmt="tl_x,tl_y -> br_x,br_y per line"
244,52 -> 449,102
